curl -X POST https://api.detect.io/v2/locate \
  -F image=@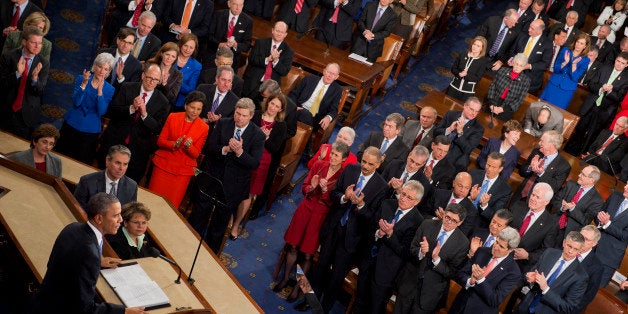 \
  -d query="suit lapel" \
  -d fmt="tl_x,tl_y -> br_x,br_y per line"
550,259 -> 577,288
